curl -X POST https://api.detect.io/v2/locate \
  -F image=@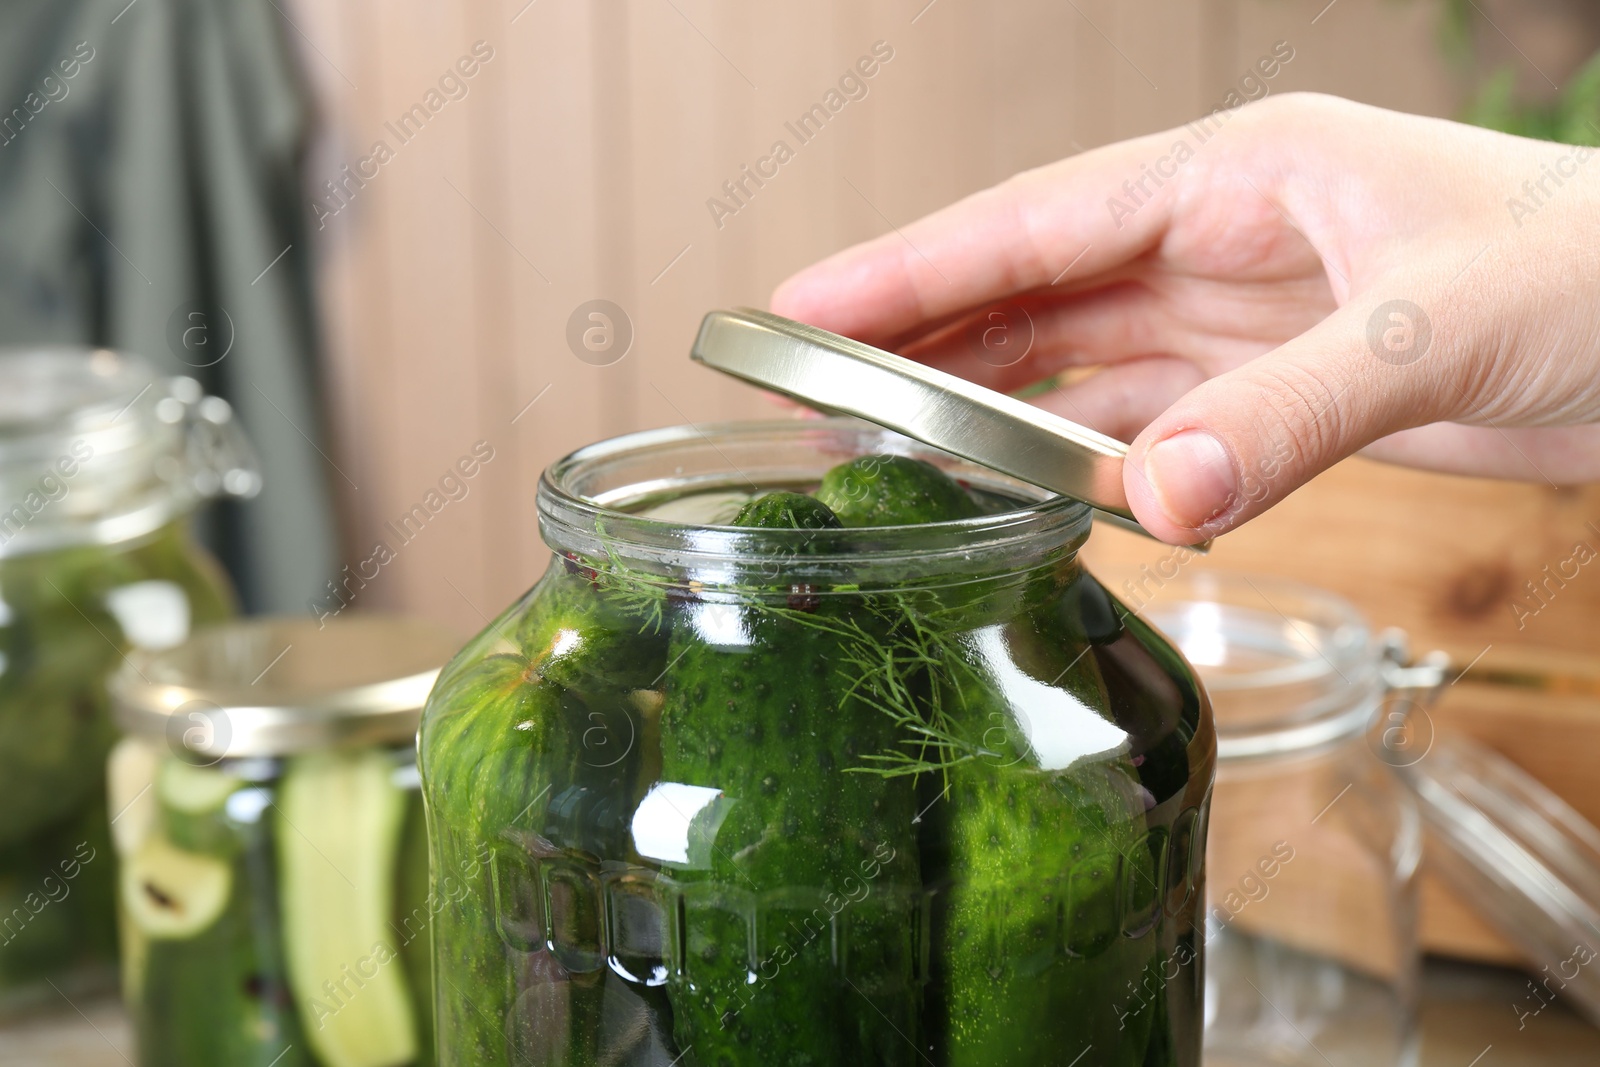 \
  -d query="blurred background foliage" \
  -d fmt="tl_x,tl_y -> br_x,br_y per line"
1448,0 -> 1600,143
